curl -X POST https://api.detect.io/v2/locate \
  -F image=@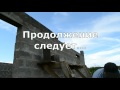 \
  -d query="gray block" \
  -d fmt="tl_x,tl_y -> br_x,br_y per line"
0,12 -> 89,78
